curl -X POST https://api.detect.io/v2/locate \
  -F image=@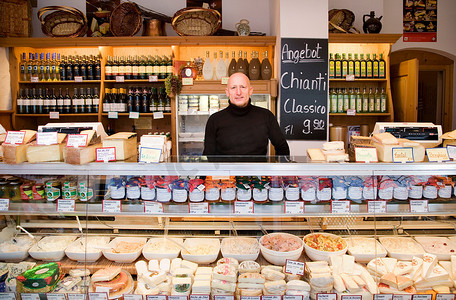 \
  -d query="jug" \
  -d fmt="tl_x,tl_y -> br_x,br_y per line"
235,19 -> 251,36
363,11 -> 383,33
